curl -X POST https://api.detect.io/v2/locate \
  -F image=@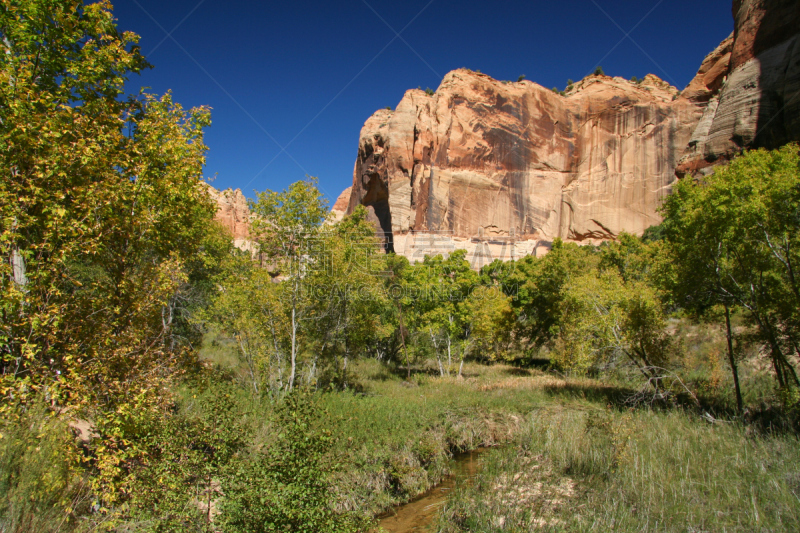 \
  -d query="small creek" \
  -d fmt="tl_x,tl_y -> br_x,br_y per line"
375,448 -> 488,532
